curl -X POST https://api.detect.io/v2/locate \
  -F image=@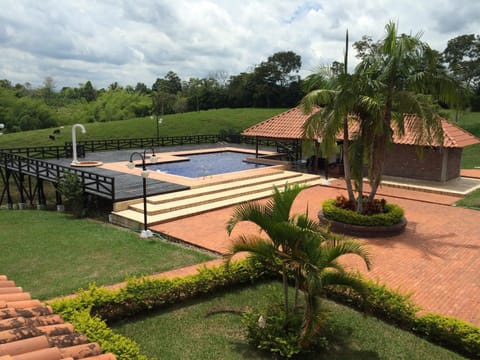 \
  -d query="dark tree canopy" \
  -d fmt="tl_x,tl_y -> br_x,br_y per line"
152,71 -> 182,94
442,34 -> 480,88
